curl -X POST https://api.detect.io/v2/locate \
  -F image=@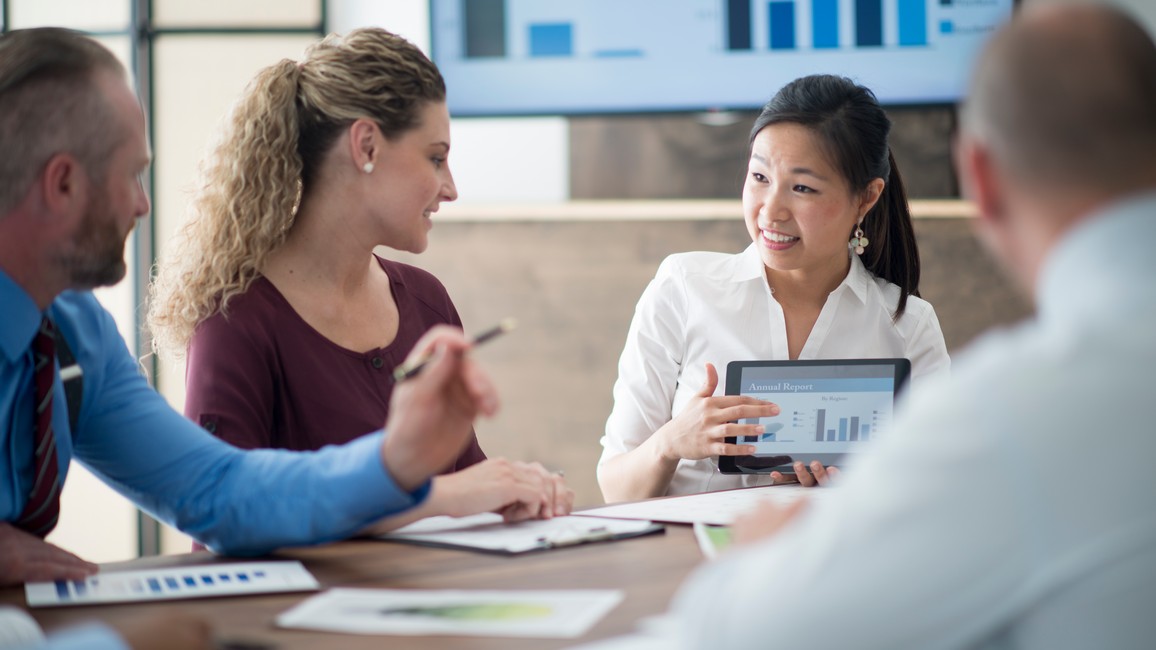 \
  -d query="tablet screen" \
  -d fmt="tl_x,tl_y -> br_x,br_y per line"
720,359 -> 910,474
